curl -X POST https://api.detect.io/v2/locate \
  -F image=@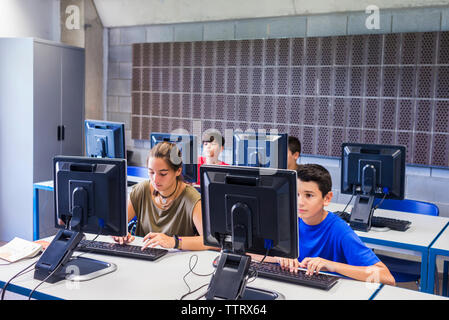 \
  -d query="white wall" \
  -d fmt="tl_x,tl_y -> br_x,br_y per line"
0,0 -> 60,41
94,0 -> 449,27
